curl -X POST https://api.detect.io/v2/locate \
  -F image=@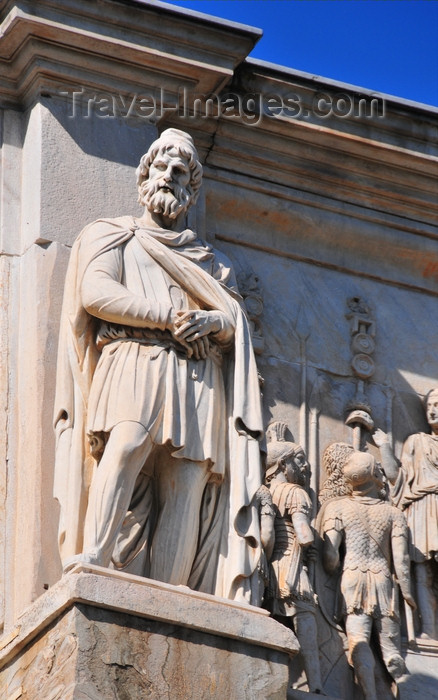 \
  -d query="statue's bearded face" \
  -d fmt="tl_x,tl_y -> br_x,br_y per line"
140,148 -> 193,219
284,449 -> 308,486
